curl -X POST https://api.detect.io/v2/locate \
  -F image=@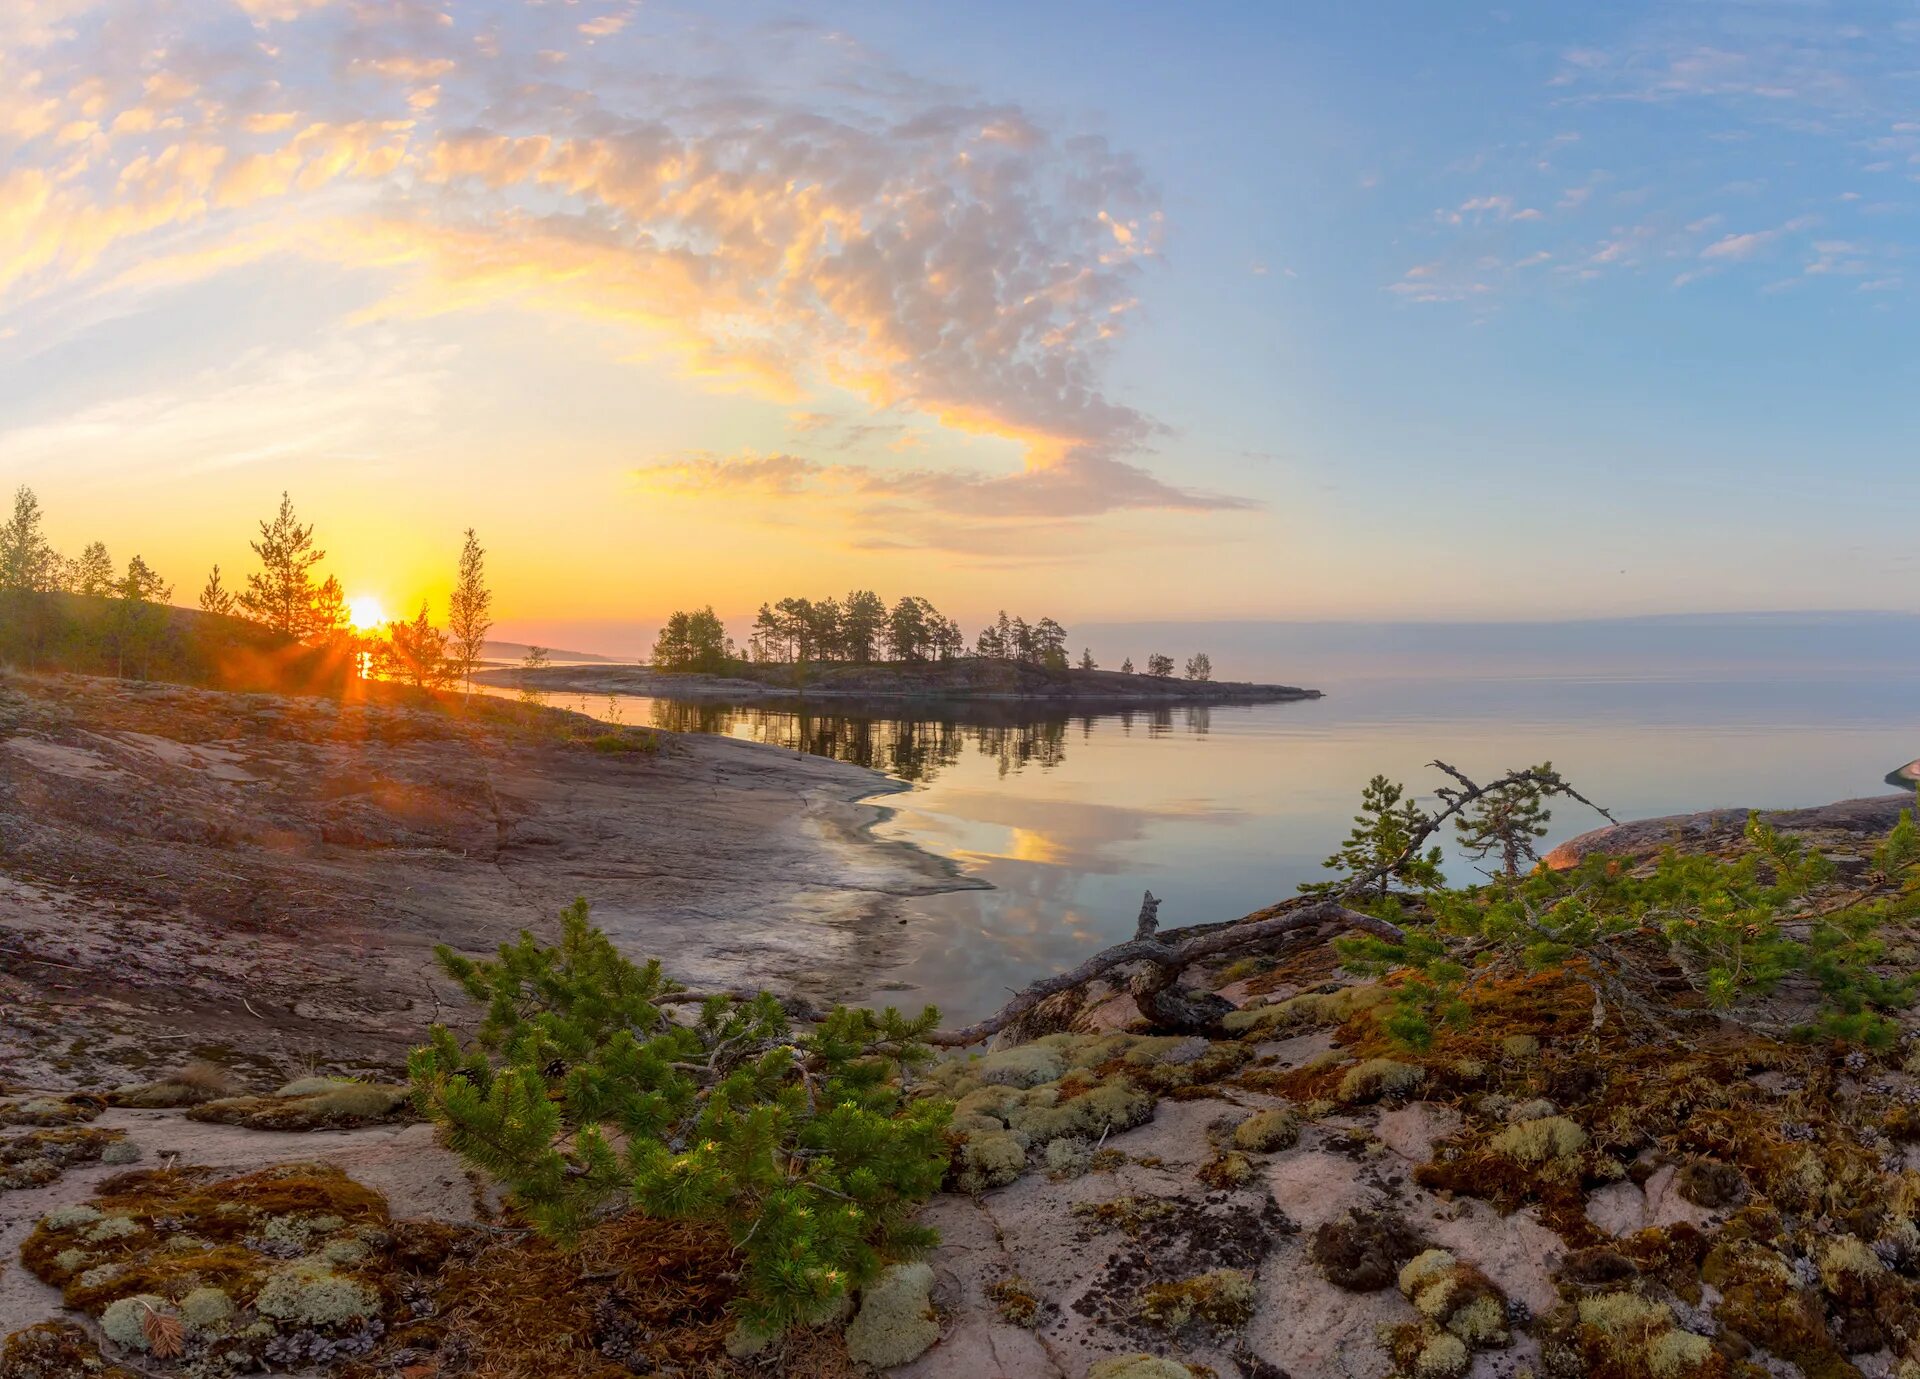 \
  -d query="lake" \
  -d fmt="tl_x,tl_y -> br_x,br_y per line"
528,616 -> 1920,1025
